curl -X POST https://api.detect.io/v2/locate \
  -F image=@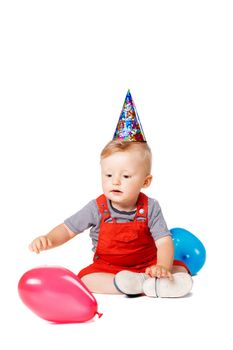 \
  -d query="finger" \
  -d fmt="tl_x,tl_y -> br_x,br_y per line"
167,271 -> 173,281
40,237 -> 48,250
47,238 -> 52,247
151,268 -> 158,278
31,241 -> 36,251
148,267 -> 154,277
31,241 -> 40,254
150,270 -> 156,277
161,268 -> 167,277
149,269 -> 155,277
145,268 -> 150,275
35,240 -> 42,253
